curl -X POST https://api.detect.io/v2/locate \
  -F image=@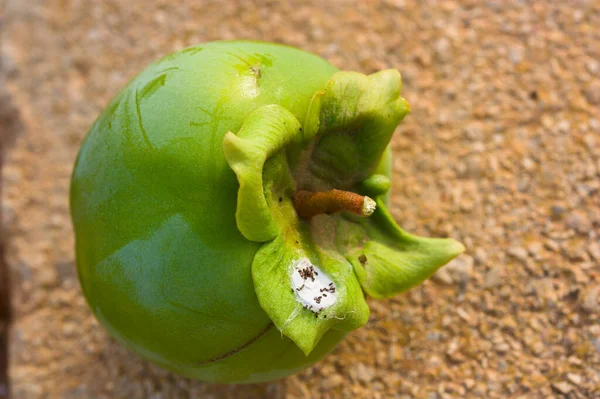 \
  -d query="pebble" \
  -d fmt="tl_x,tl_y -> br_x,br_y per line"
508,46 -> 524,64
432,255 -> 474,285
550,204 -> 566,220
526,241 -> 543,259
324,374 -> 344,389
507,246 -> 528,264
593,338 -> 600,352
583,81 -> 600,105
464,124 -> 482,141
434,38 -> 451,62
586,60 -> 600,75
484,267 -> 502,289
552,382 -> 573,395
463,379 -> 475,390
473,247 -> 488,265
495,343 -> 510,354
1,201 -> 16,228
522,157 -> 535,171
38,266 -> 58,288
62,322 -> 77,337
581,286 -> 599,313
353,363 -> 375,384
456,307 -> 474,325
566,211 -> 593,234
544,239 -> 560,252
588,242 -> 600,261
427,331 -> 443,342
566,373 -> 583,386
